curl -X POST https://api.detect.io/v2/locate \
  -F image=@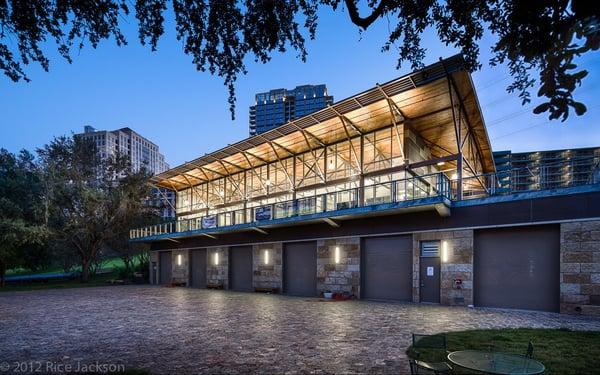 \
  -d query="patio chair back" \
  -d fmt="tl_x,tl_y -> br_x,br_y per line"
526,341 -> 534,358
412,334 -> 447,350
409,359 -> 419,375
